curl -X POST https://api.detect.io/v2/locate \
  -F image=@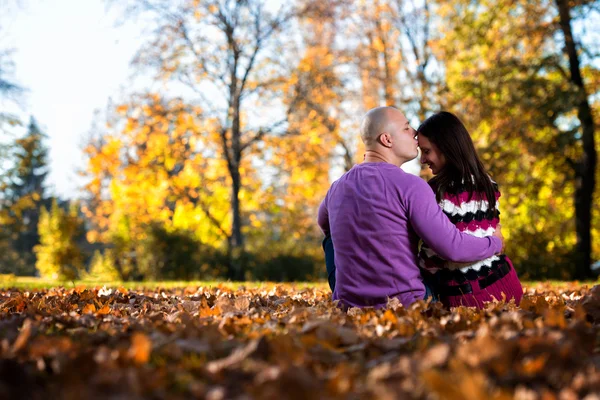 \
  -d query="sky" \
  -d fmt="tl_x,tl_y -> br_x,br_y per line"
2,0 -> 145,199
